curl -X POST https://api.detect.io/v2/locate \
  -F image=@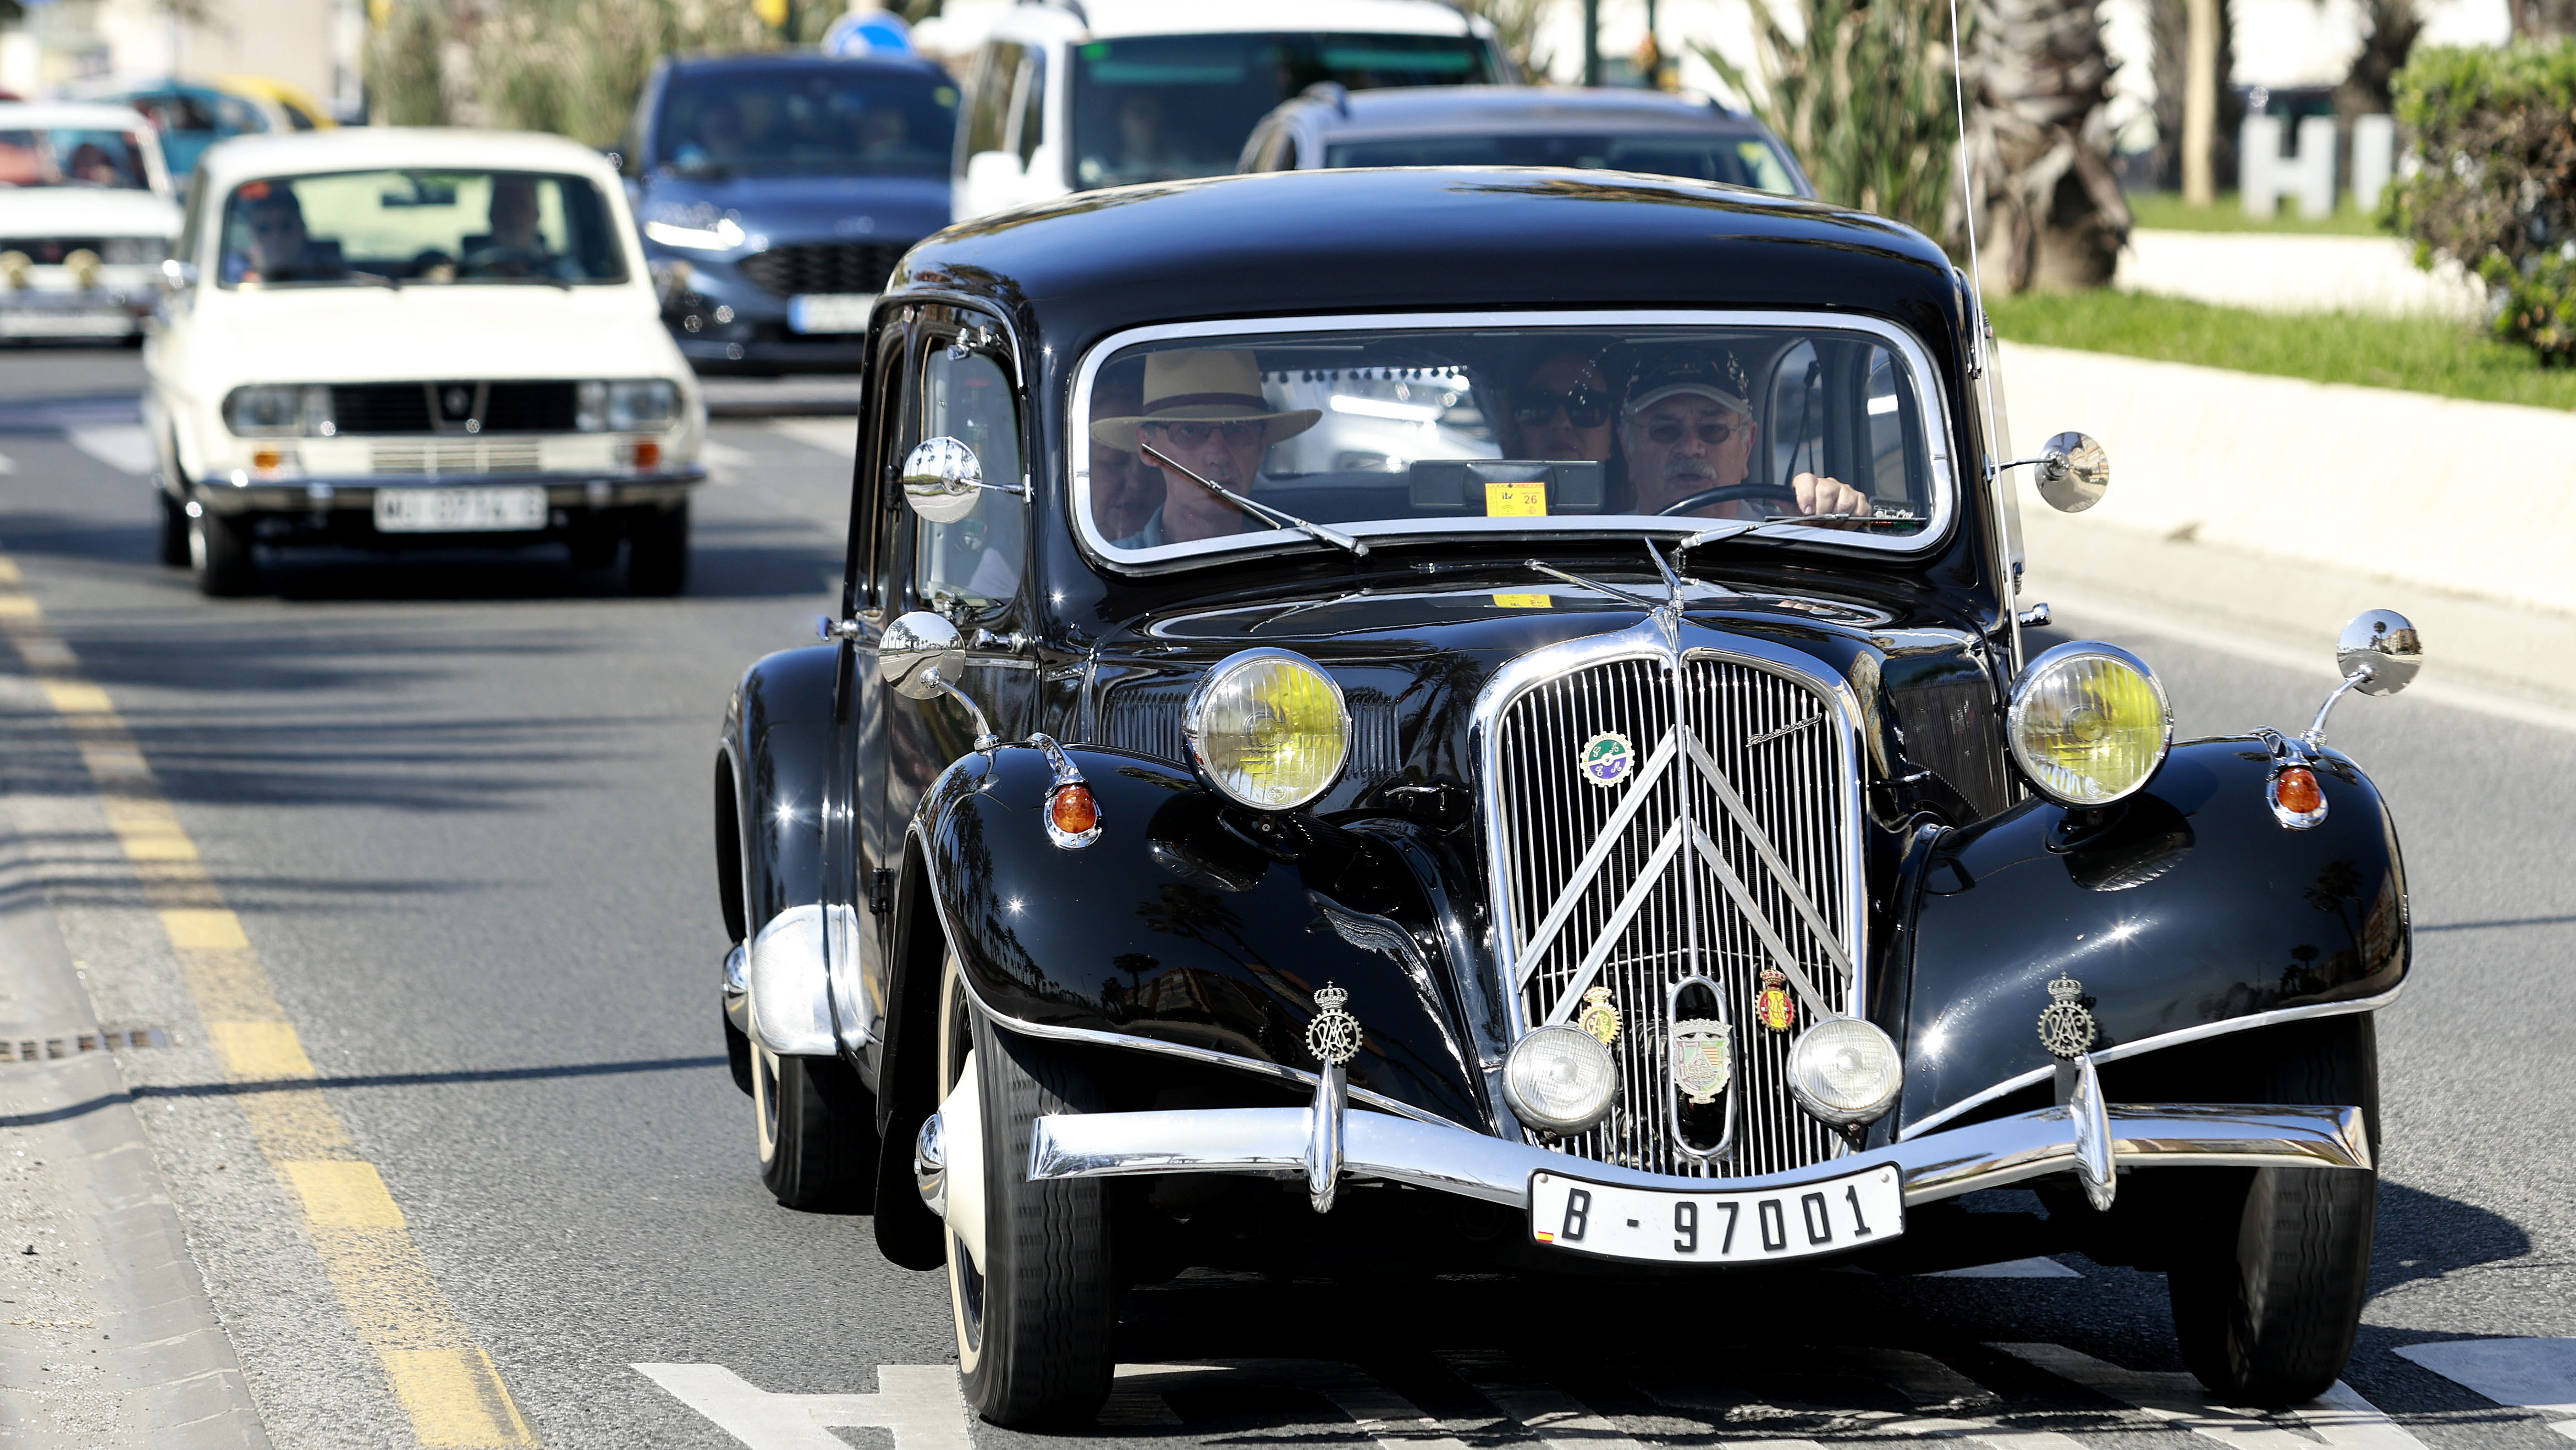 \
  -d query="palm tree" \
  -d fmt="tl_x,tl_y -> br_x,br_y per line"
1961,0 -> 2133,290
